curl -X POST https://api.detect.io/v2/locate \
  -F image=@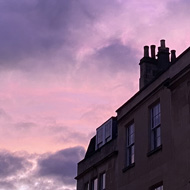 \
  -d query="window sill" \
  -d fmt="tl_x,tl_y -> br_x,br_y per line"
122,163 -> 135,173
147,145 -> 162,157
